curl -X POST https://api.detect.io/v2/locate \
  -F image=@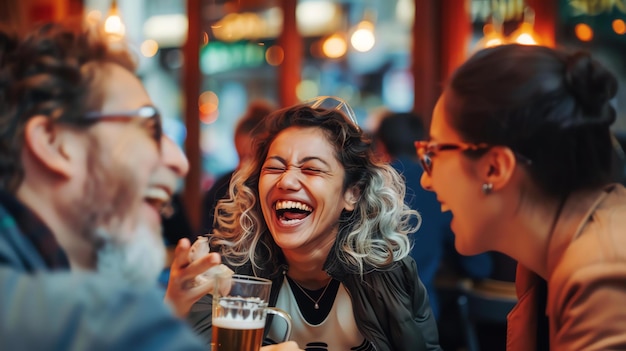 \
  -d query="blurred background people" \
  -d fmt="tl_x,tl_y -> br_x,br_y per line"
188,98 -> 441,350
162,194 -> 194,248
158,192 -> 195,287
418,44 -> 626,350
200,100 -> 275,235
